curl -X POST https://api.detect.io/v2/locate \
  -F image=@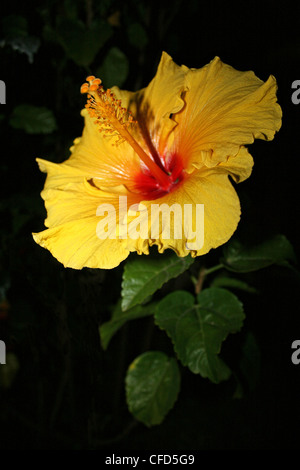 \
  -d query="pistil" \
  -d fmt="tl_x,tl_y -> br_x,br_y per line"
81,76 -> 172,191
